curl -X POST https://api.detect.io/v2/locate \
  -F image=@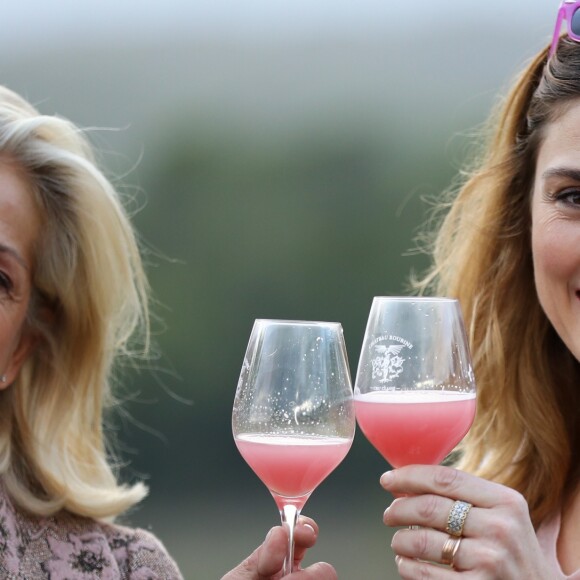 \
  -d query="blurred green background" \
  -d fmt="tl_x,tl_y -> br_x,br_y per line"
1,2 -> 552,577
